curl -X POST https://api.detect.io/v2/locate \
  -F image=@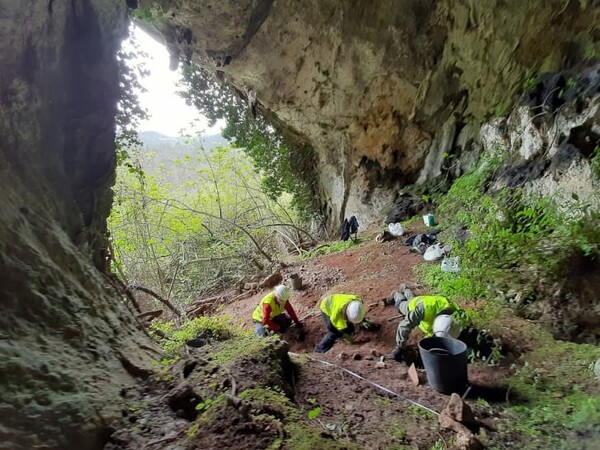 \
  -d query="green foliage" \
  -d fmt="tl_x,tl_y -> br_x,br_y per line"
132,6 -> 164,23
302,239 -> 360,259
153,315 -> 241,357
109,143 -> 306,303
409,406 -> 436,420
115,28 -> 149,179
523,73 -> 538,90
501,336 -> 600,449
413,264 -> 488,300
307,406 -> 322,419
428,441 -> 445,450
421,152 -> 600,305
178,63 -> 320,219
